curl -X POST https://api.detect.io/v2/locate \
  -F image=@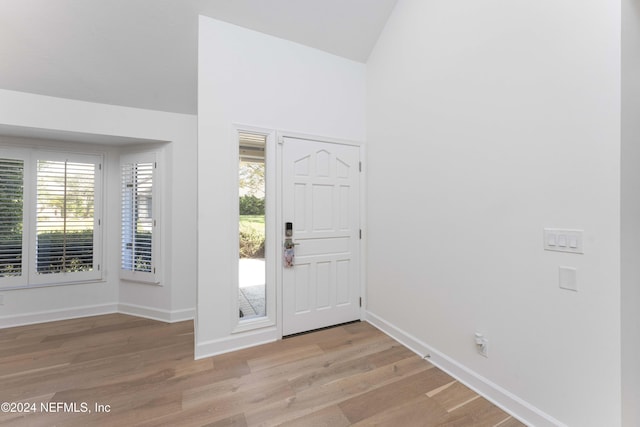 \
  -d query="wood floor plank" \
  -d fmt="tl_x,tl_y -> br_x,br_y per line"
448,395 -> 517,427
278,405 -> 351,427
0,338 -> 194,401
203,413 -> 248,427
496,416 -> 528,427
185,333 -> 406,411
338,367 -> 453,423
351,394 -> 449,426
285,341 -> 415,392
246,344 -> 325,372
242,355 -> 432,426
0,315 -> 522,426
429,381 -> 482,412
